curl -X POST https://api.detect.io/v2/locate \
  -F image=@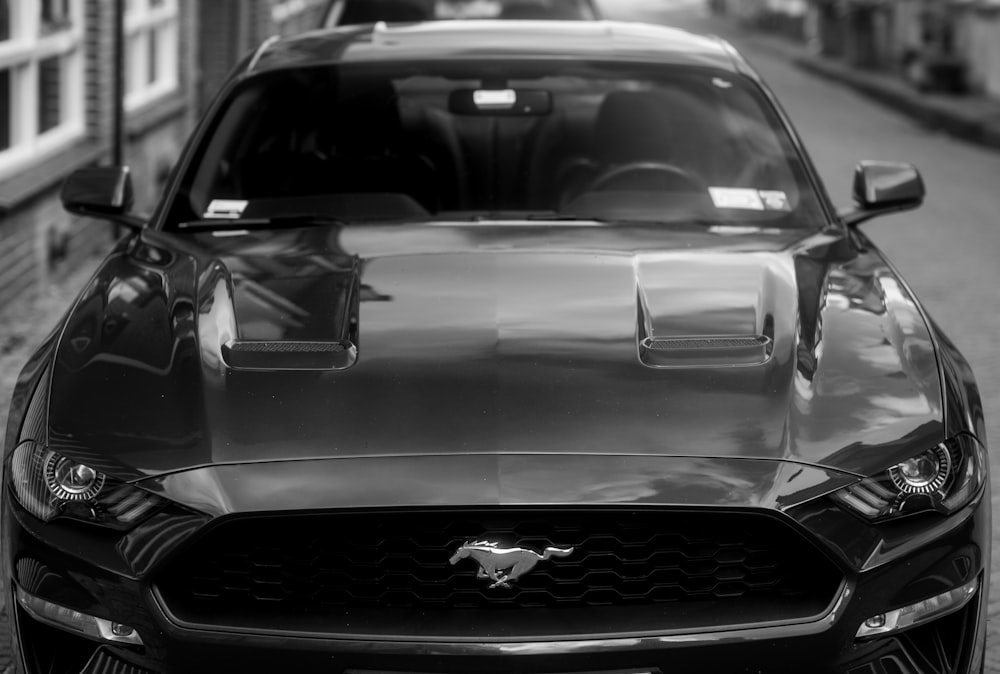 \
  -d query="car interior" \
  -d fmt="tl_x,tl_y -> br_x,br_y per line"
176,63 -> 817,228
